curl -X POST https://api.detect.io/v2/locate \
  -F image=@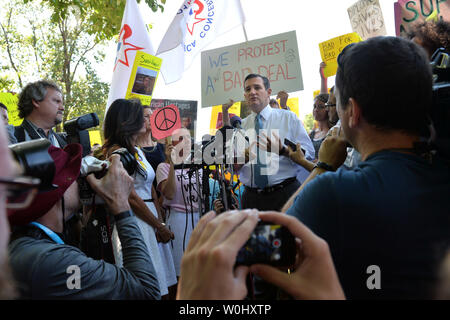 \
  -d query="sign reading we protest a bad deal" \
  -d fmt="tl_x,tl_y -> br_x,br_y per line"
201,31 -> 303,108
